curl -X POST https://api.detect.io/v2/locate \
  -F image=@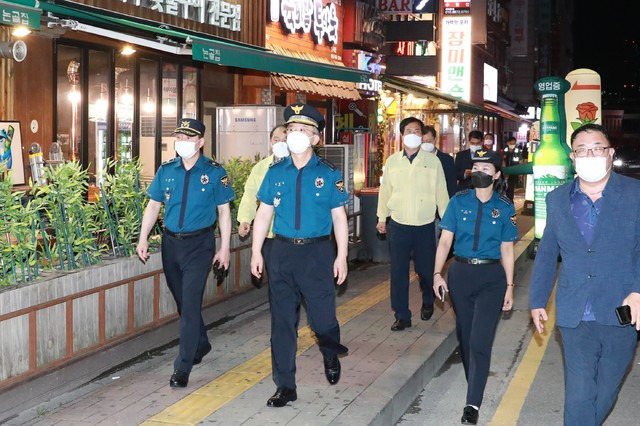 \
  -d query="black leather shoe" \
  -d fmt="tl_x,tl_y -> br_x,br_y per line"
390,319 -> 412,331
266,387 -> 297,407
169,370 -> 189,388
461,405 -> 479,425
193,344 -> 212,365
323,356 -> 341,385
421,304 -> 434,321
